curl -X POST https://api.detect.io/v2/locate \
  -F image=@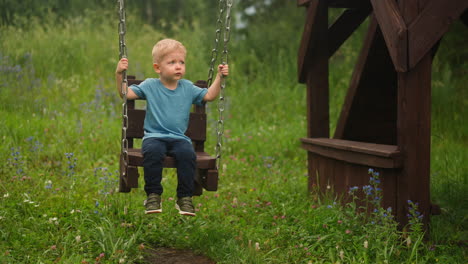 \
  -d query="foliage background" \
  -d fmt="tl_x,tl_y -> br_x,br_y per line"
0,0 -> 466,263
